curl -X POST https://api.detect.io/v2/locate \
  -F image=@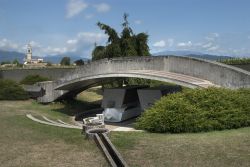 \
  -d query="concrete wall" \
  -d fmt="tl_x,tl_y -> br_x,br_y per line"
58,56 -> 250,89
231,64 -> 250,72
0,67 -> 75,82
5,56 -> 248,103
168,56 -> 250,88
36,81 -> 67,103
